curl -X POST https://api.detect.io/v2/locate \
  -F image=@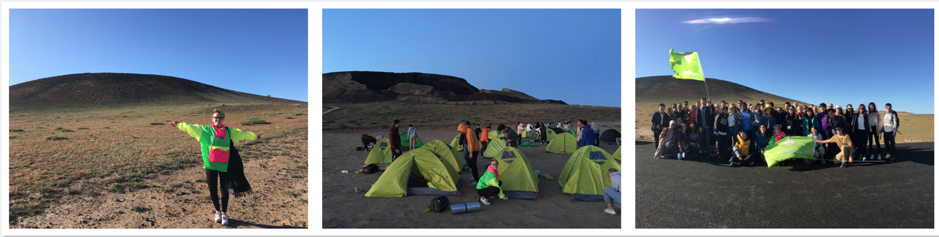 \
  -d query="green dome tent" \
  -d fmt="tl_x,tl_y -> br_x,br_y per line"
495,146 -> 539,199
420,140 -> 465,174
450,134 -> 464,152
365,148 -> 463,197
364,137 -> 394,164
546,133 -> 577,154
558,145 -> 621,202
545,127 -> 564,142
483,130 -> 507,158
612,146 -> 622,164
400,133 -> 424,148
